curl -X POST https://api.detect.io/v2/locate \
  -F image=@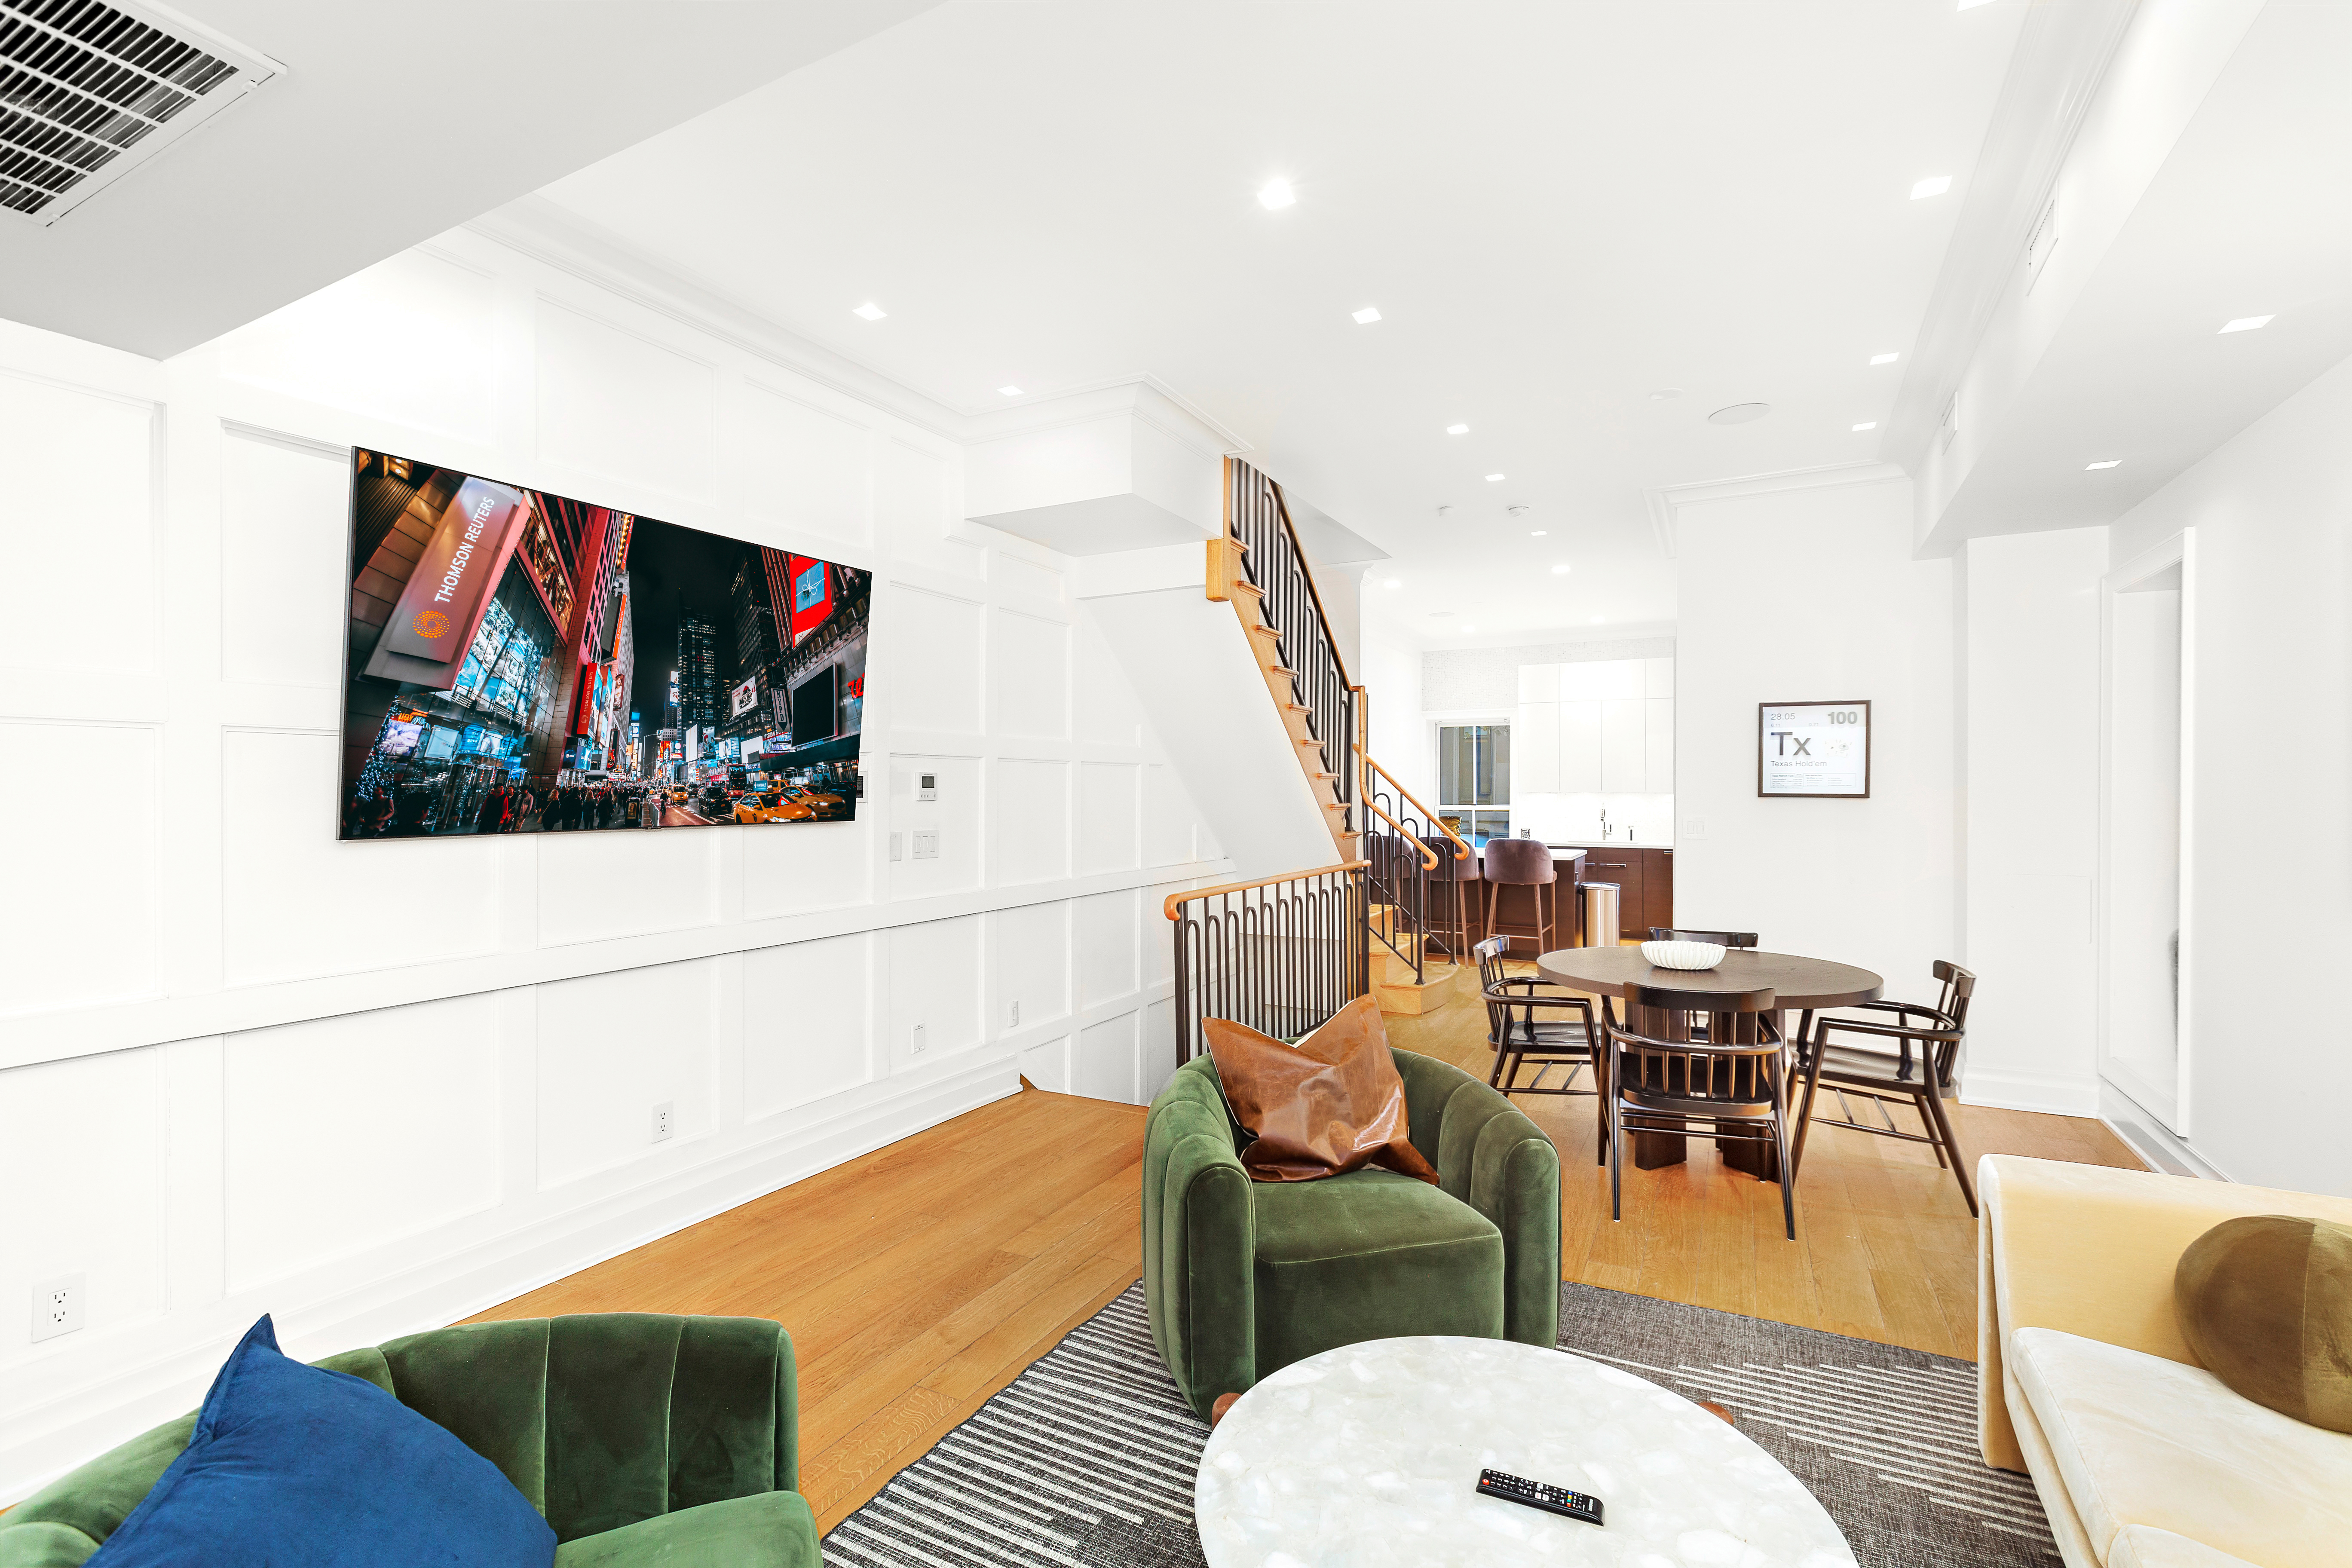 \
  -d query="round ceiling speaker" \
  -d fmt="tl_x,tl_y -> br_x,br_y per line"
1708,402 -> 1772,426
